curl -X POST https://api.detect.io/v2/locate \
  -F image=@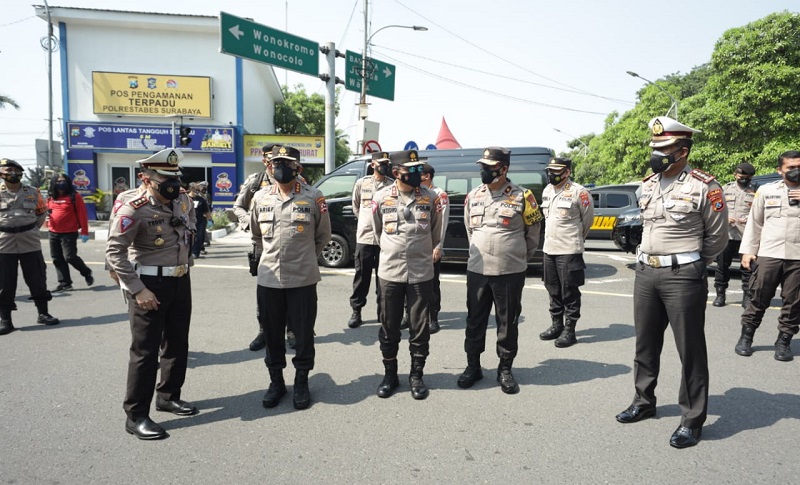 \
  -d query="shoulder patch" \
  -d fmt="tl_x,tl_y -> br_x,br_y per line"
690,168 -> 716,184
129,196 -> 148,209
523,189 -> 543,225
643,173 -> 657,183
